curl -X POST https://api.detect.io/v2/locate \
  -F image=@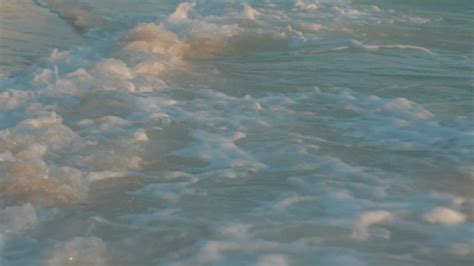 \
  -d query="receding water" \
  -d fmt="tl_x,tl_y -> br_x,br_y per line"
0,0 -> 473,265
